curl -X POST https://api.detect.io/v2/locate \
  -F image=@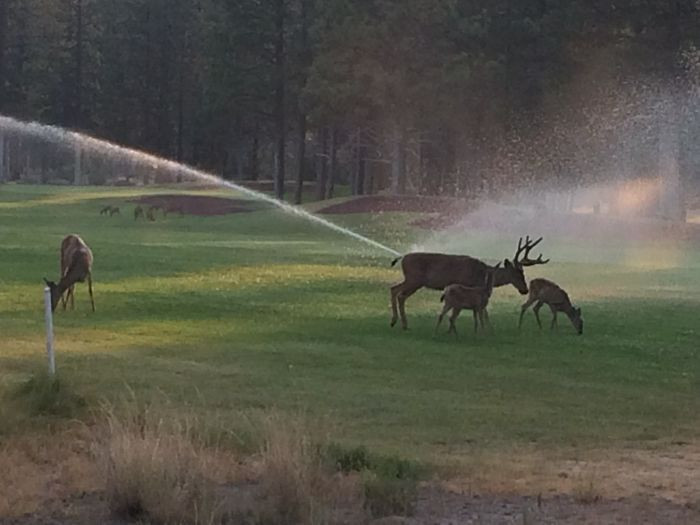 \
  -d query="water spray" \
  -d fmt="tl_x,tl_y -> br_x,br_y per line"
0,115 -> 401,257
